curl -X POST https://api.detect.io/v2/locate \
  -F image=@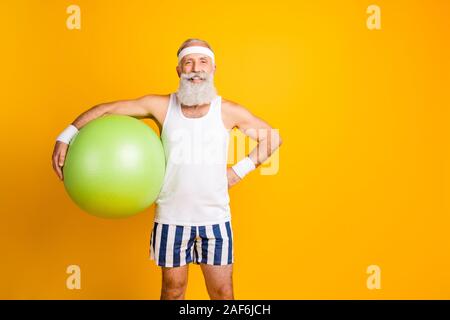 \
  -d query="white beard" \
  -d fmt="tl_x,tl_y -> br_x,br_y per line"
176,71 -> 218,107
